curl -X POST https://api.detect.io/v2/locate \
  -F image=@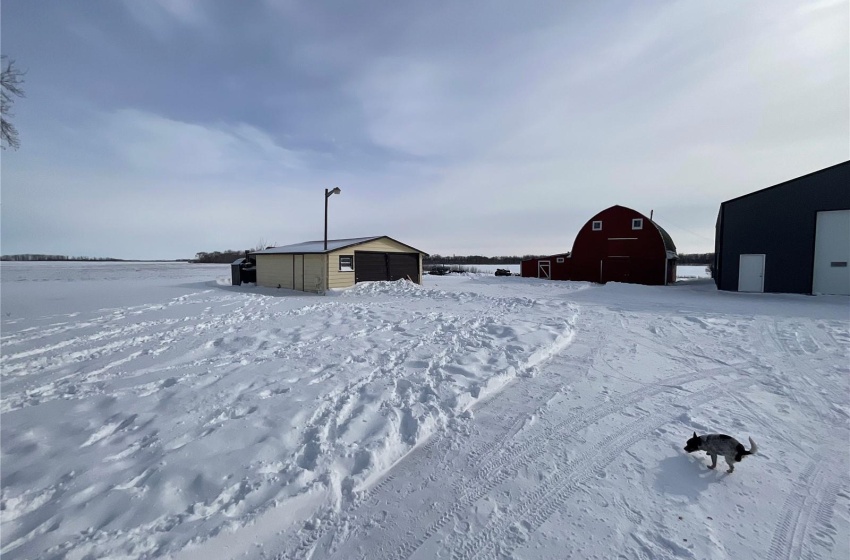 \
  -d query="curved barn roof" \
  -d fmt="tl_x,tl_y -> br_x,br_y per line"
579,205 -> 677,256
651,221 -> 677,255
